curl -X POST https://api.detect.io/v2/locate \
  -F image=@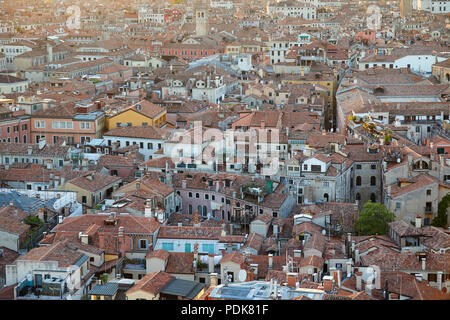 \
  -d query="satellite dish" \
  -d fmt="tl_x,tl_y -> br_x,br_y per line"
238,269 -> 247,282
307,267 -> 313,275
